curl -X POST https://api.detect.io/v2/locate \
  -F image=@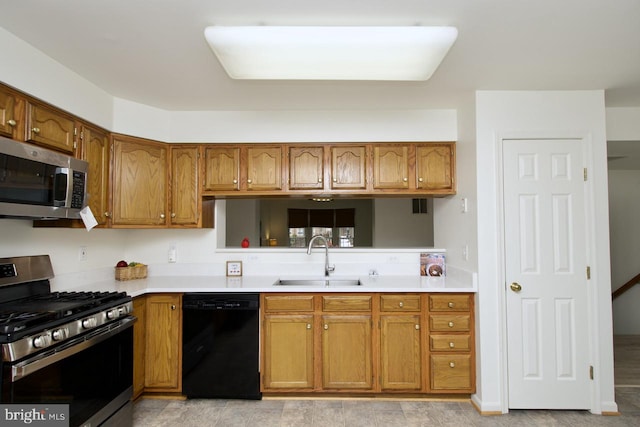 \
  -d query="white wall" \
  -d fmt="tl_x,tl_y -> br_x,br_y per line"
0,27 -> 113,130
606,107 -> 640,334
475,91 -> 615,414
433,92 -> 478,271
608,170 -> 640,334
373,198 -> 434,247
